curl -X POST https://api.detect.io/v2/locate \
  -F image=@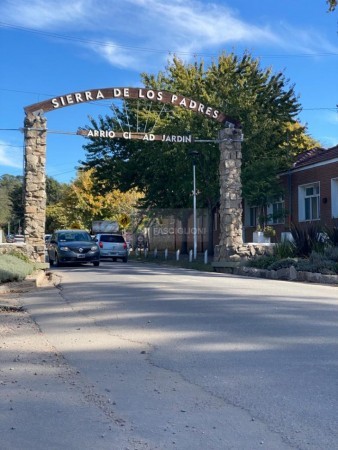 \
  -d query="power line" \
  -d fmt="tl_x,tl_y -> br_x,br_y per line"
0,87 -> 57,97
47,169 -> 77,177
1,21 -> 338,59
302,107 -> 338,111
0,144 -> 23,148
0,22 -> 174,55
